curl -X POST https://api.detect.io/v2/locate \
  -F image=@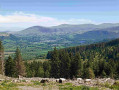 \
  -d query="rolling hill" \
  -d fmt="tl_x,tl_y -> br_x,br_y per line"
1,23 -> 119,60
13,23 -> 119,36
